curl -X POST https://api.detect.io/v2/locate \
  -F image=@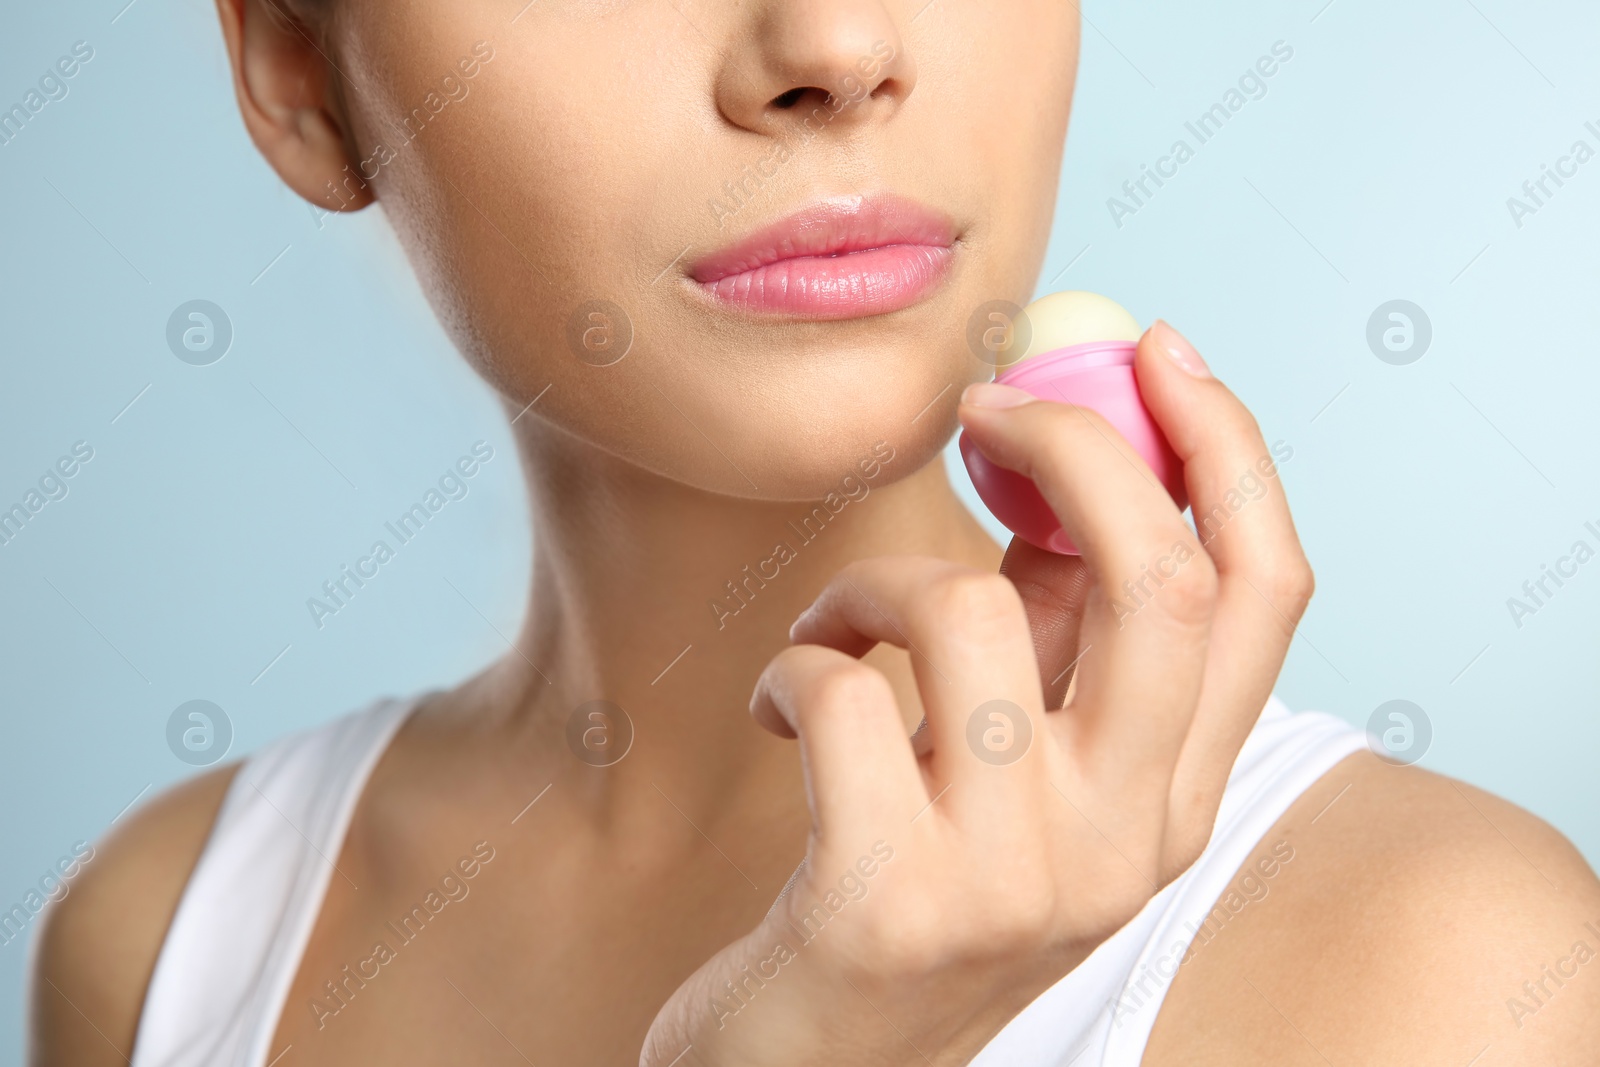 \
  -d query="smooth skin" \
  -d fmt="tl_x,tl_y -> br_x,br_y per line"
29,1 -> 1600,1065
